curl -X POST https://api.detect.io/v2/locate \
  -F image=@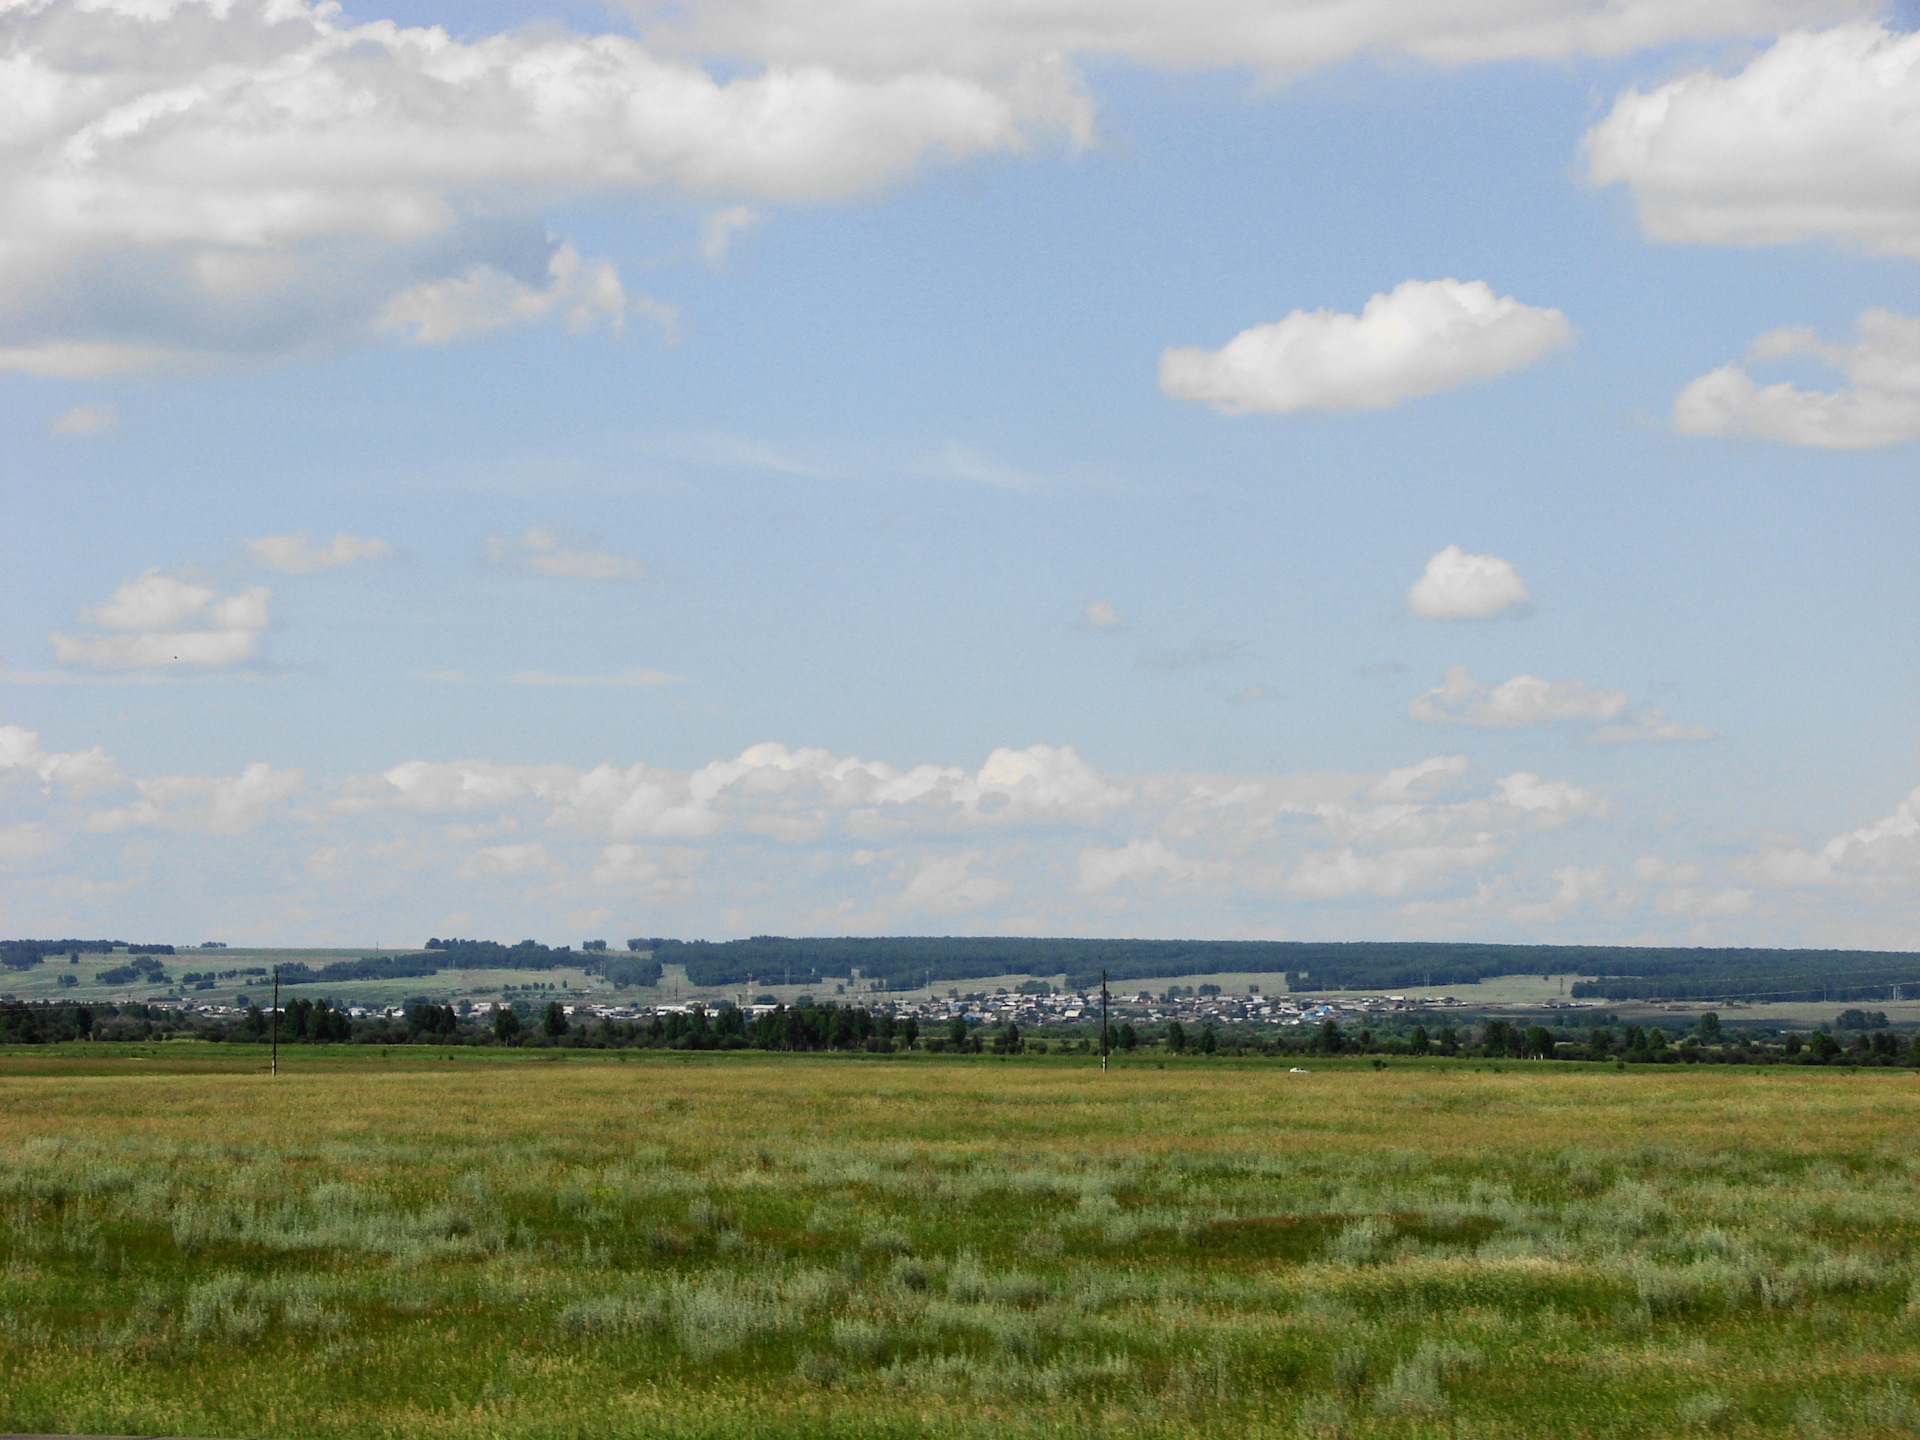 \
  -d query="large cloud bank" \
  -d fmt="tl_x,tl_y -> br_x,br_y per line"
0,723 -> 1622,943
2,2 -> 1869,372
4,721 -> 1907,948
0,0 -> 1076,373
